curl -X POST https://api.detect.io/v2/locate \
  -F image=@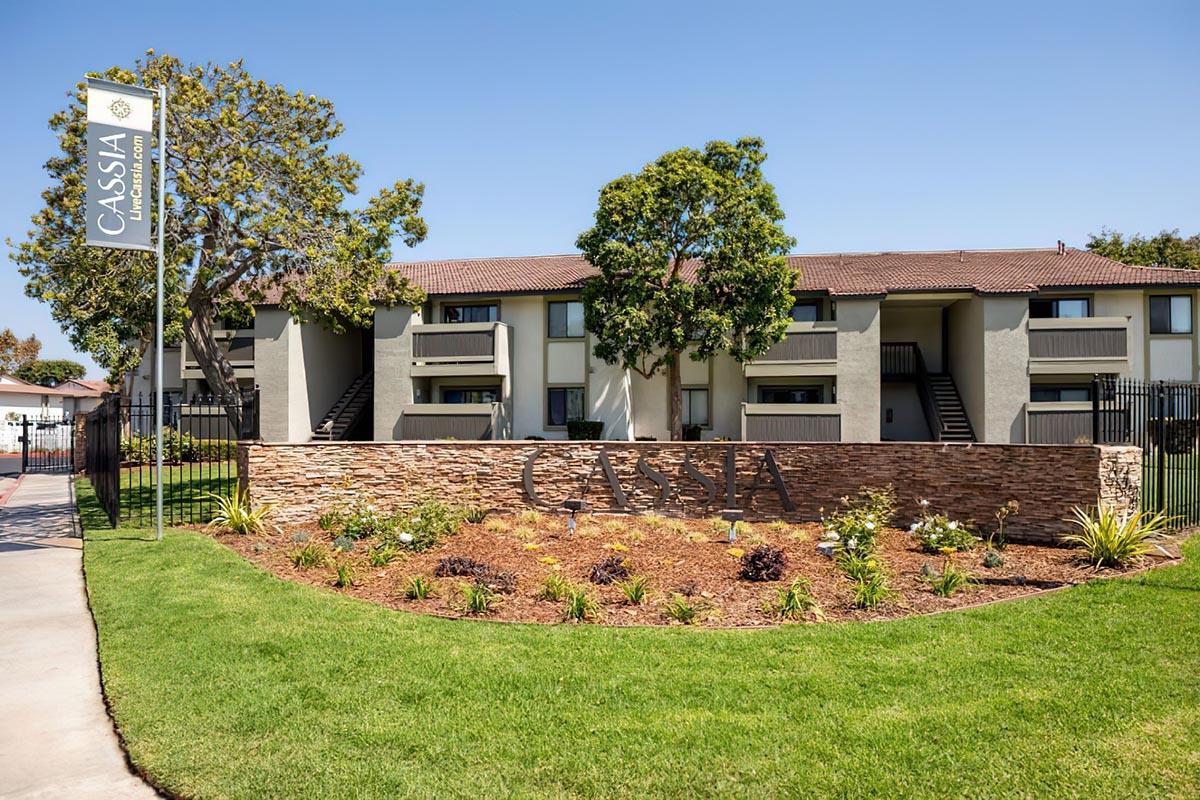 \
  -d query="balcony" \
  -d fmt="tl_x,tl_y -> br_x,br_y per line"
1028,317 -> 1129,374
741,402 -> 841,441
1025,401 -> 1129,445
411,322 -> 511,378
397,402 -> 508,440
181,329 -> 254,379
743,321 -> 838,378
